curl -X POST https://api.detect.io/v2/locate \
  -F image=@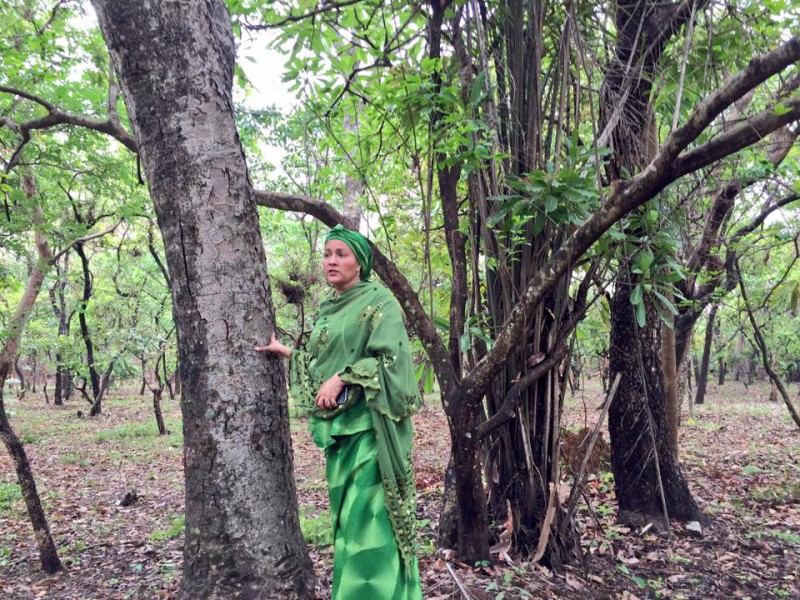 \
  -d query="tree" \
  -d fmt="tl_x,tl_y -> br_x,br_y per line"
255,2 -> 800,560
0,175 -> 62,575
89,1 -> 314,597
